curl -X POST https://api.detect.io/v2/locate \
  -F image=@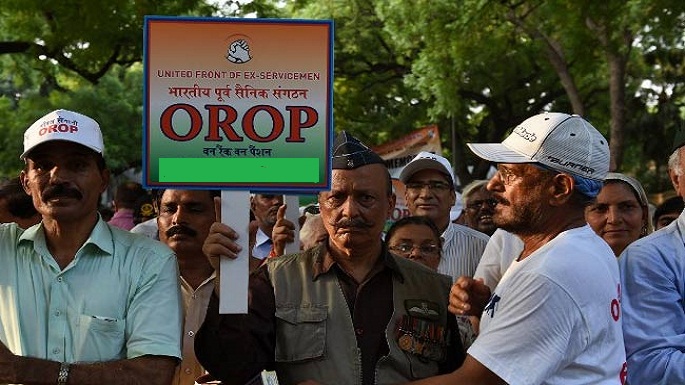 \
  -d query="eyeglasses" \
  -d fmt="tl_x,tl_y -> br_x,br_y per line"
466,199 -> 497,210
389,243 -> 441,256
405,181 -> 452,192
495,166 -> 519,185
